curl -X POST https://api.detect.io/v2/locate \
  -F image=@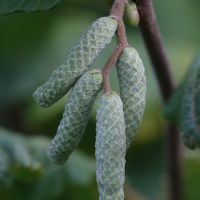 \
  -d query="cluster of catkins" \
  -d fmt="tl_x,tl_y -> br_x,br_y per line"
33,12 -> 146,200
